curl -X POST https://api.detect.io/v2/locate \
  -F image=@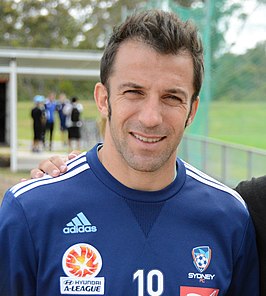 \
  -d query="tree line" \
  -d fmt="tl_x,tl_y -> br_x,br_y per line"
1,0 -> 265,101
